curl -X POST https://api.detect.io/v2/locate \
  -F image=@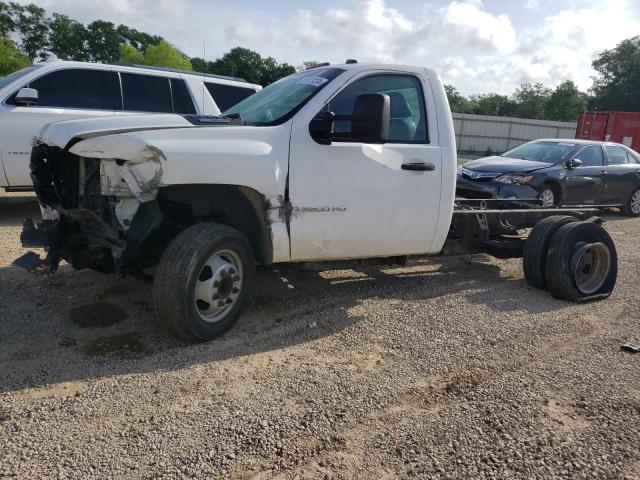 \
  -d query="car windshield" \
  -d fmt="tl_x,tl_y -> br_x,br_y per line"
502,141 -> 581,163
0,65 -> 40,91
223,67 -> 344,126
